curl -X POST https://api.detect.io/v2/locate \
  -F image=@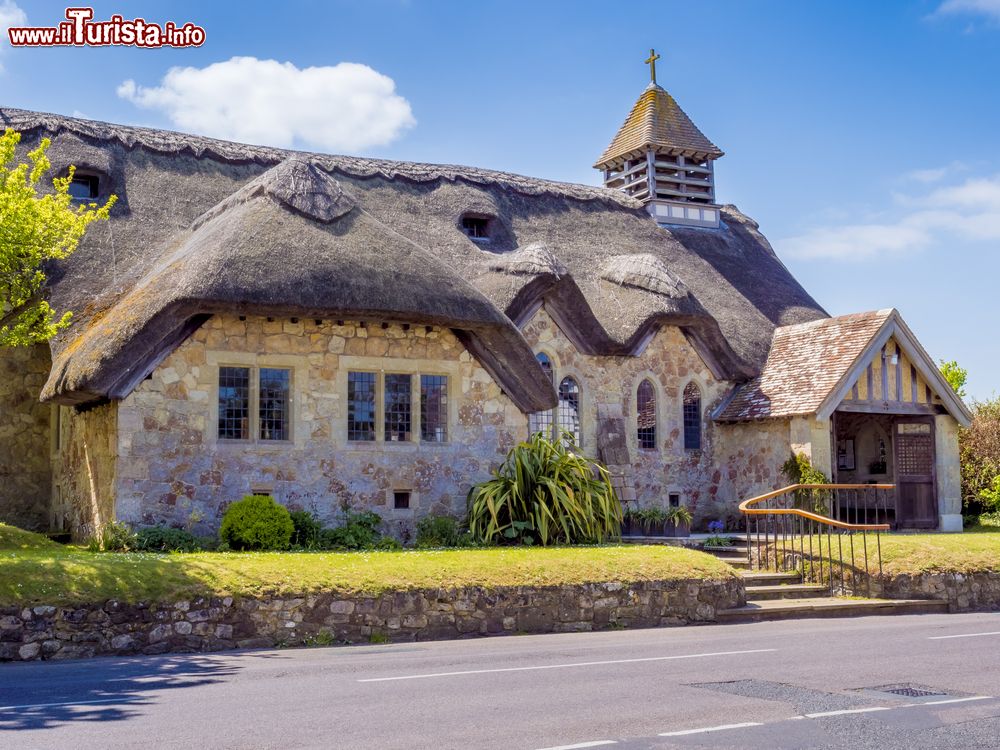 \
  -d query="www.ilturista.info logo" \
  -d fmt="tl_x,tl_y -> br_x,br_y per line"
7,7 -> 205,48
